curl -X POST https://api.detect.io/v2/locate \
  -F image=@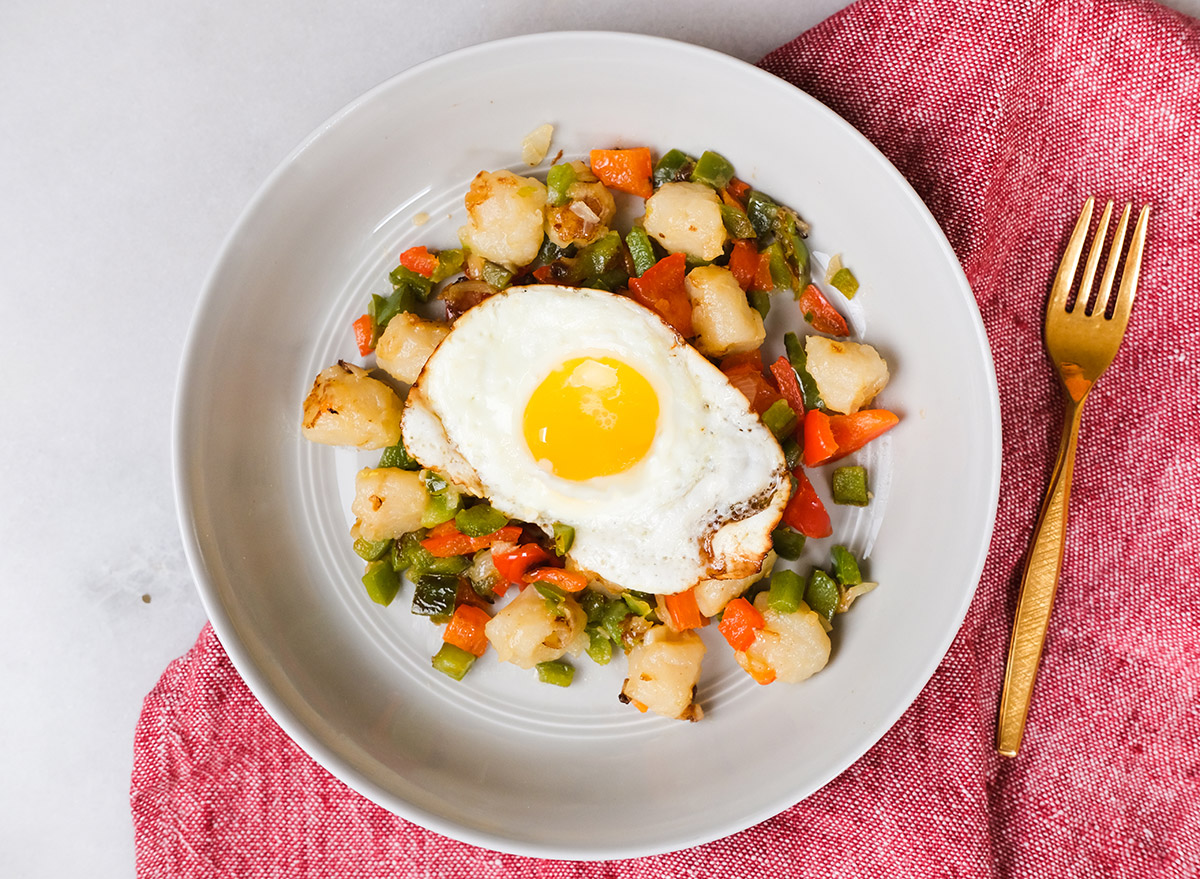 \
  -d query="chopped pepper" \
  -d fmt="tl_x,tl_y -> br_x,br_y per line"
627,252 -> 693,336
589,147 -> 654,199
798,284 -> 849,337
831,465 -> 870,506
781,468 -> 832,538
718,596 -> 765,651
